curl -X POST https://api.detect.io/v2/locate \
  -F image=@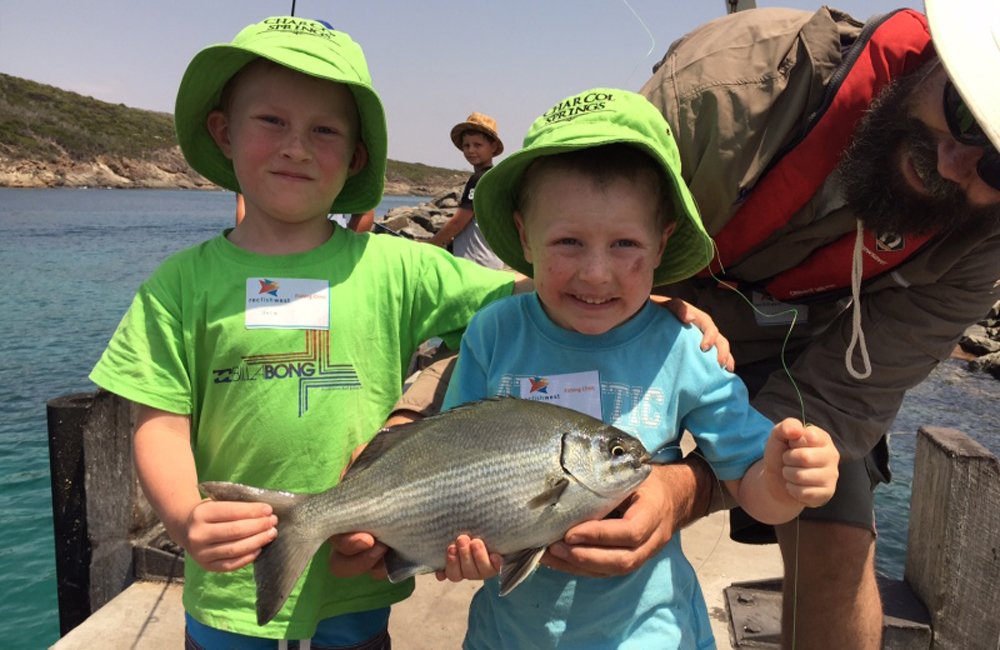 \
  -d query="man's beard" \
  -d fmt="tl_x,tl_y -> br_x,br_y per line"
839,71 -> 1000,236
